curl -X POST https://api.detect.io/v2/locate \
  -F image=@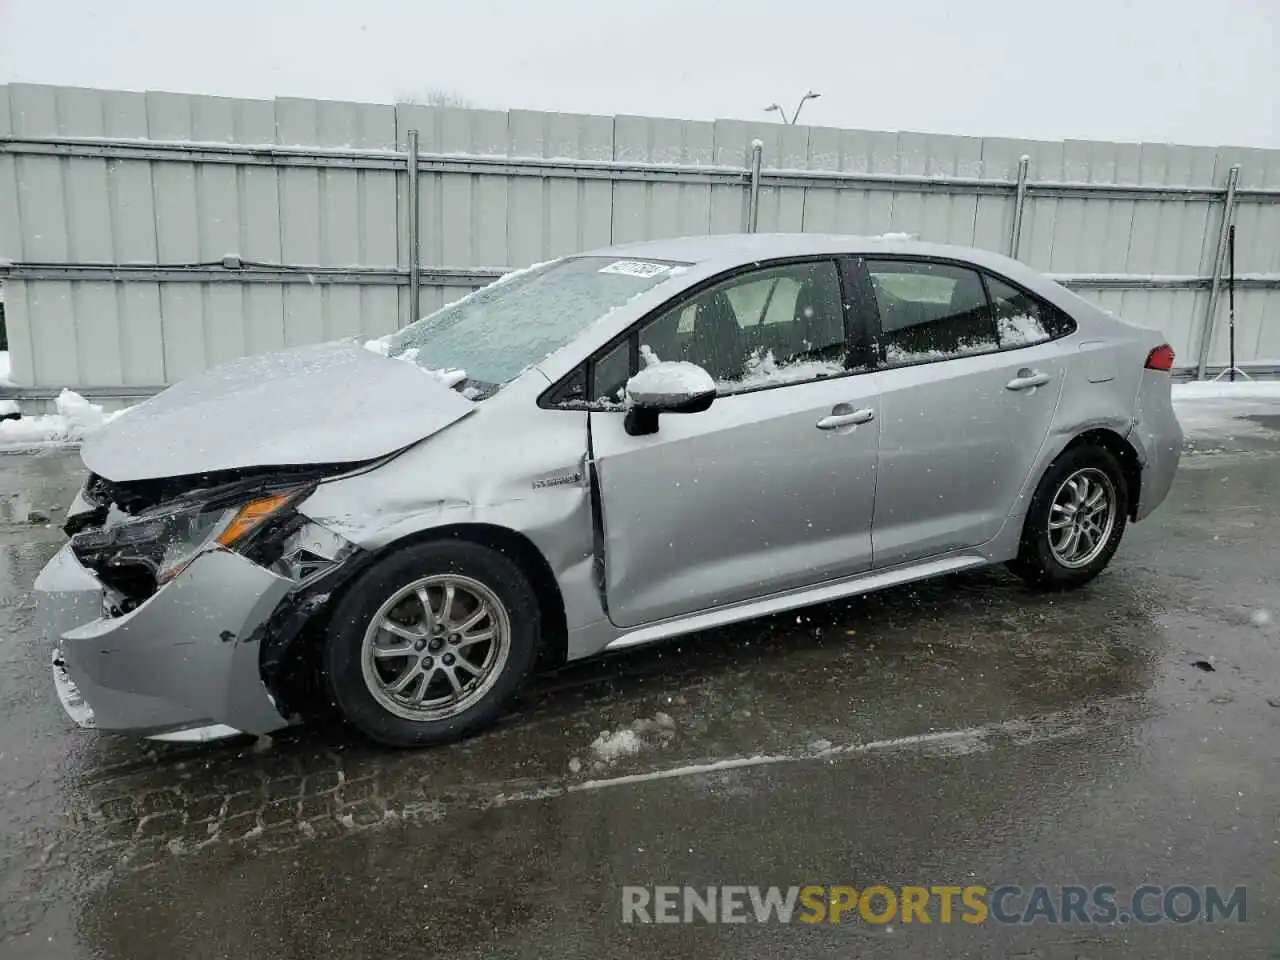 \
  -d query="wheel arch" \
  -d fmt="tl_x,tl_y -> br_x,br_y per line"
357,523 -> 568,667
262,522 -> 570,719
1058,427 -> 1142,519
